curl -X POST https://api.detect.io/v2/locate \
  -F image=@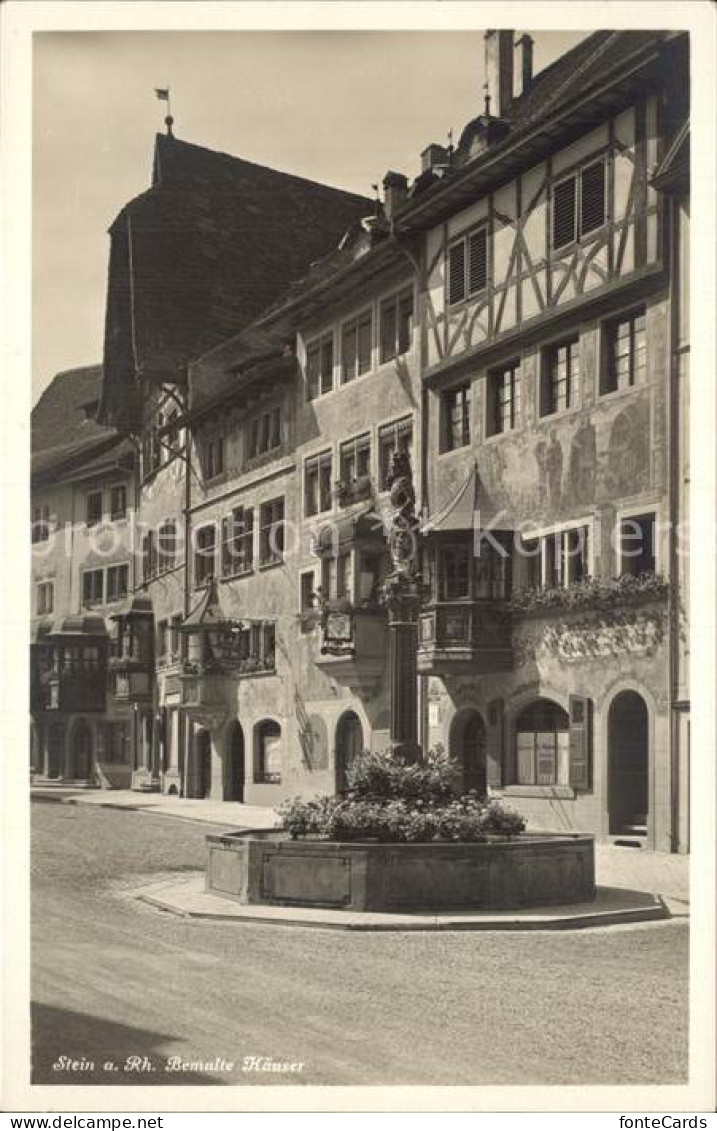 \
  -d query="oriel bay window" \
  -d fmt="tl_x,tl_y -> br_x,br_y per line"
441,383 -> 471,452
541,338 -> 580,416
259,498 -> 285,566
195,524 -> 216,585
378,416 -> 413,490
341,310 -> 372,382
221,506 -> 254,577
436,537 -> 511,601
380,288 -> 413,363
304,451 -> 332,517
306,332 -> 334,399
